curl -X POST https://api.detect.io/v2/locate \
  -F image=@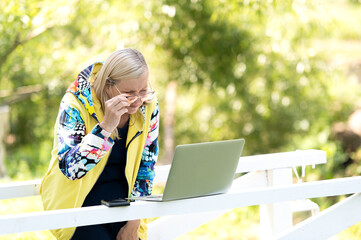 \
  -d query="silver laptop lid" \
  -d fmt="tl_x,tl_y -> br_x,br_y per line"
162,139 -> 245,201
